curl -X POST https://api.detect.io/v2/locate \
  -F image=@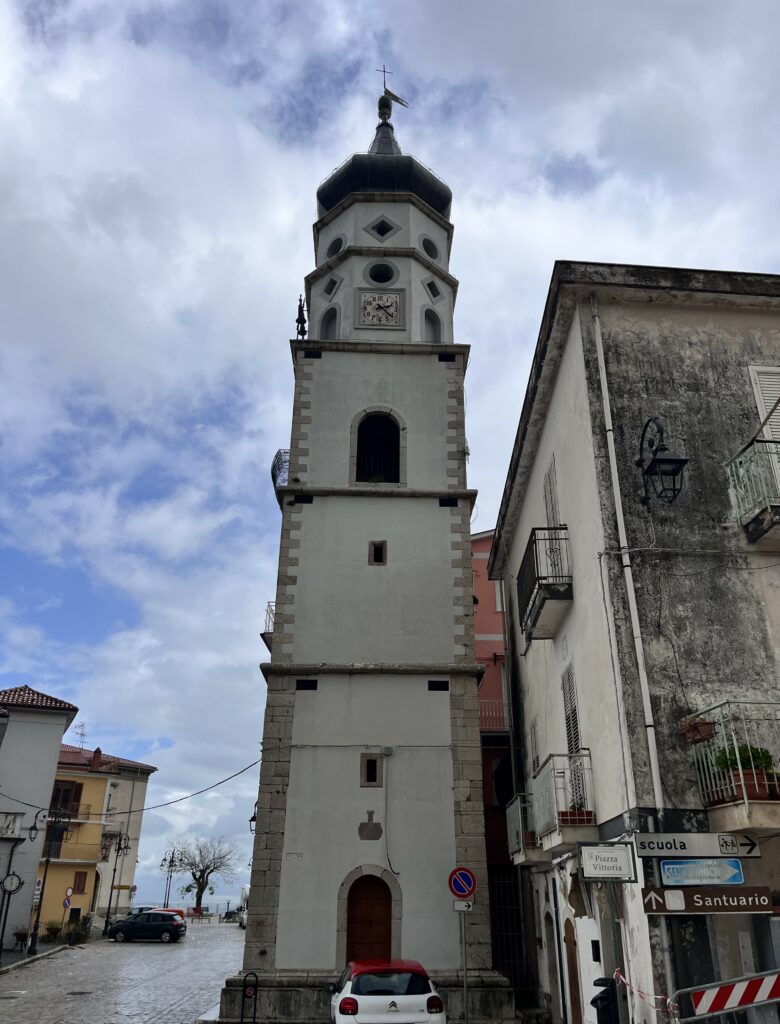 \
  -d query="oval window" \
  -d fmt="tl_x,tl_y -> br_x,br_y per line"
421,237 -> 439,260
326,237 -> 344,259
368,263 -> 394,284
